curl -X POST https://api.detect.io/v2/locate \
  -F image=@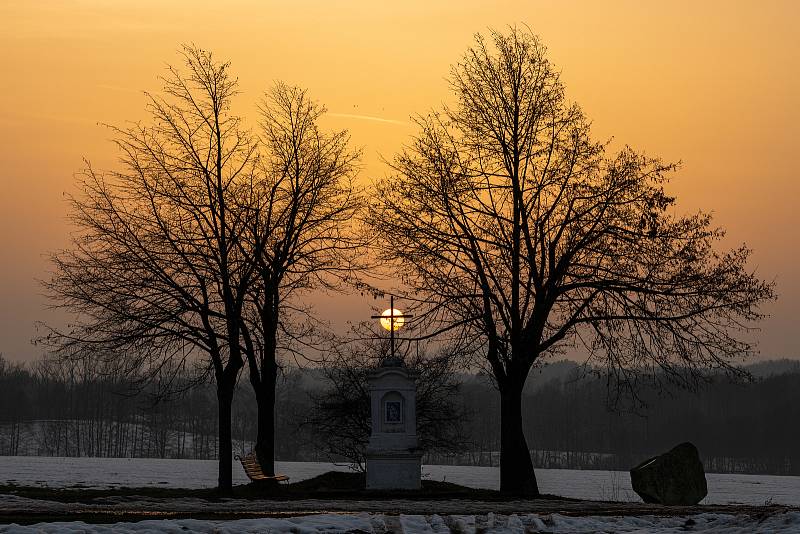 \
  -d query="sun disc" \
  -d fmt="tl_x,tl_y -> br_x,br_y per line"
379,308 -> 405,331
